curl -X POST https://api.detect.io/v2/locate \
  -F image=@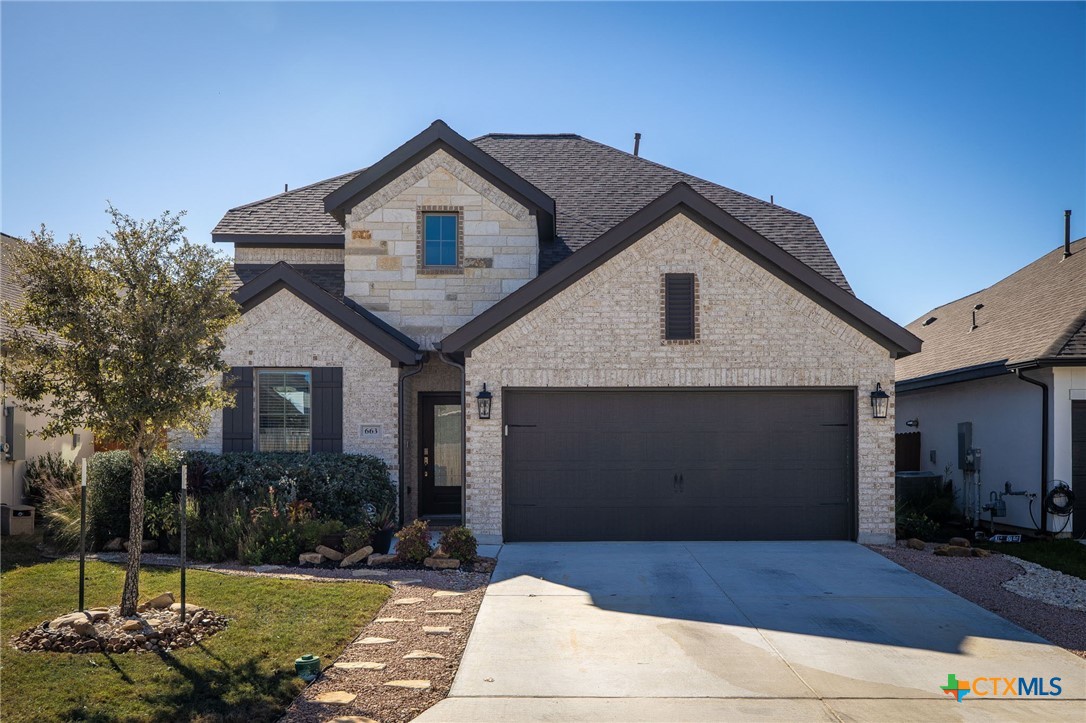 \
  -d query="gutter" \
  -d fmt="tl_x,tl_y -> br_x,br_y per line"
397,358 -> 425,526
433,344 -> 467,525
1014,368 -> 1049,534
